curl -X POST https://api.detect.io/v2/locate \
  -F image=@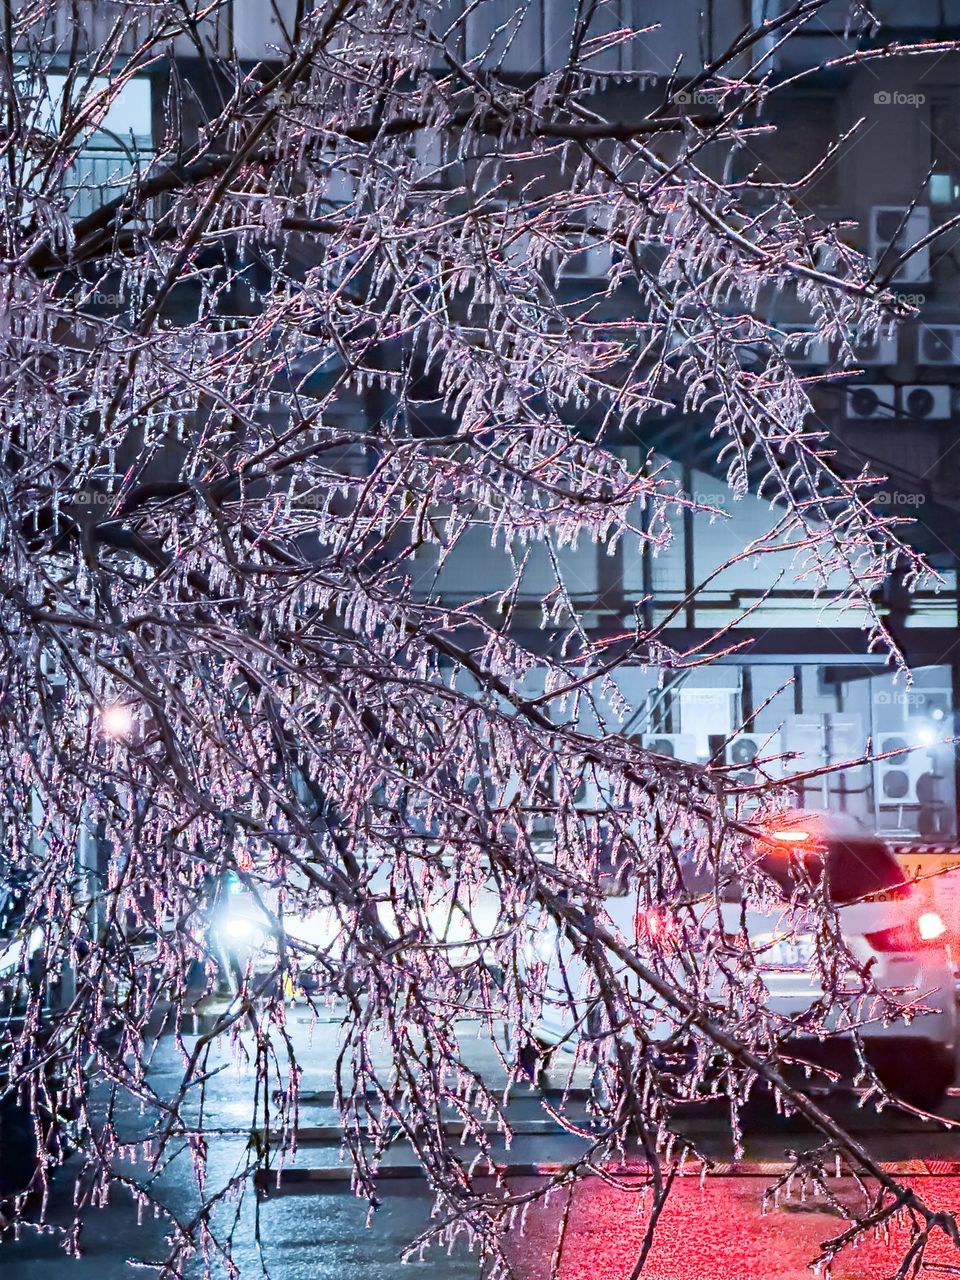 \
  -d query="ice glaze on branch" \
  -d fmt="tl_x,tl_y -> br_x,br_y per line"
0,1 -> 956,1277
